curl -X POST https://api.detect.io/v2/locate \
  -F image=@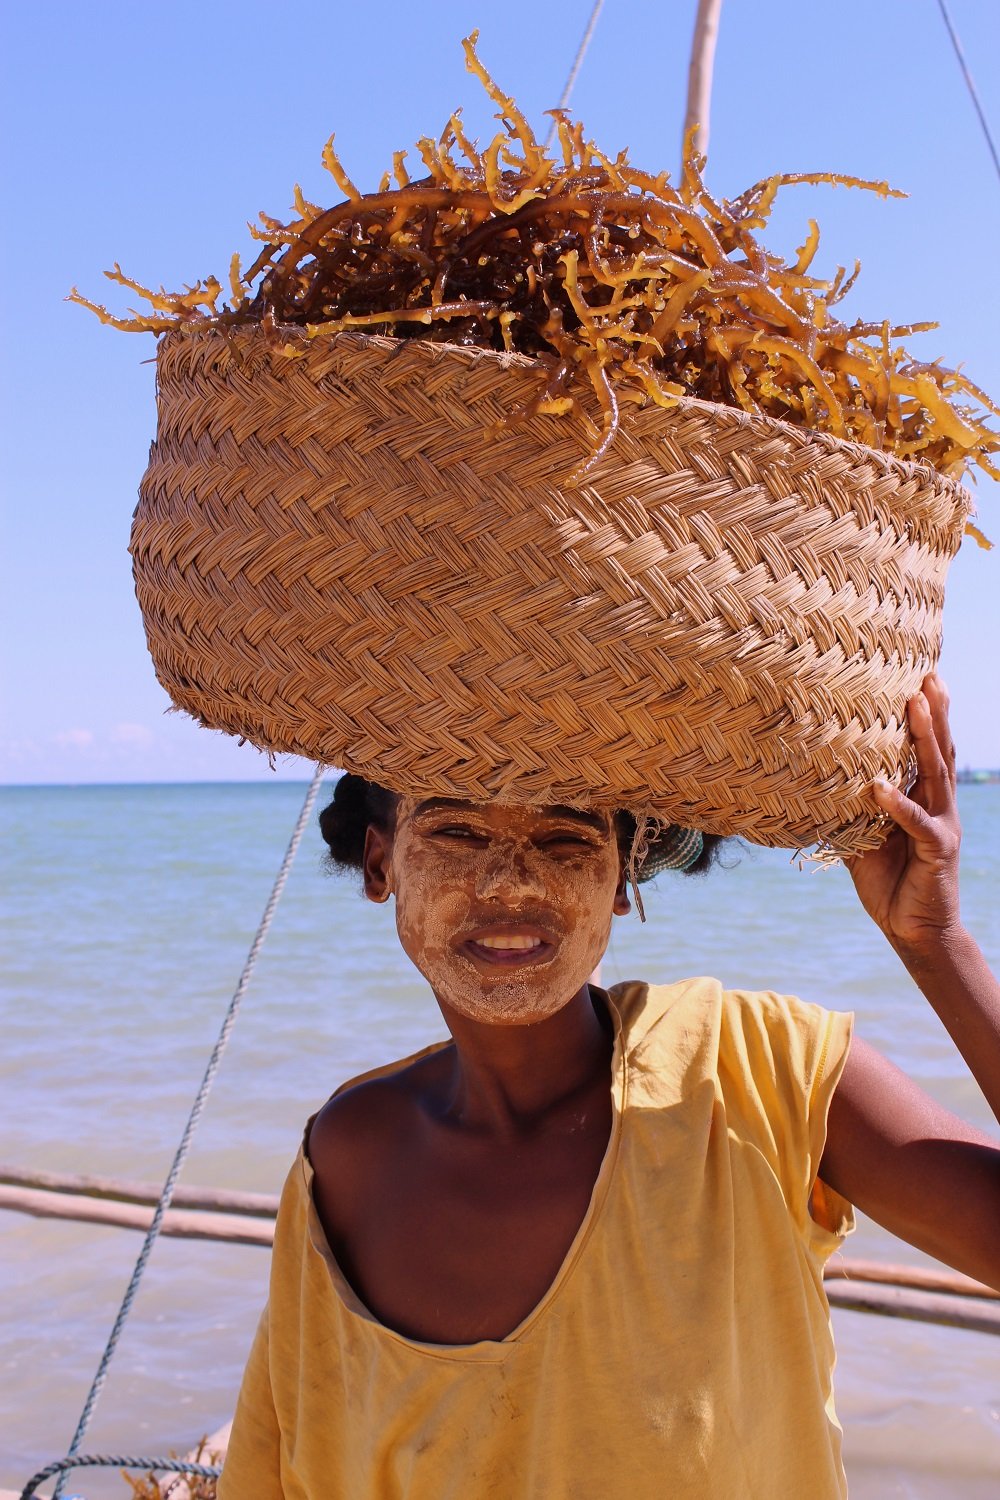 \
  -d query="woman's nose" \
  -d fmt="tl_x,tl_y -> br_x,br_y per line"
475,839 -> 546,900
